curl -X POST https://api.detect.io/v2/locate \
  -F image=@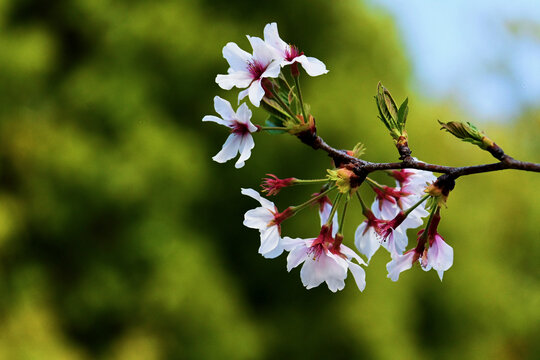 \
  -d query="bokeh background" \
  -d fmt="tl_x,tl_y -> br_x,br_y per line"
0,0 -> 538,359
